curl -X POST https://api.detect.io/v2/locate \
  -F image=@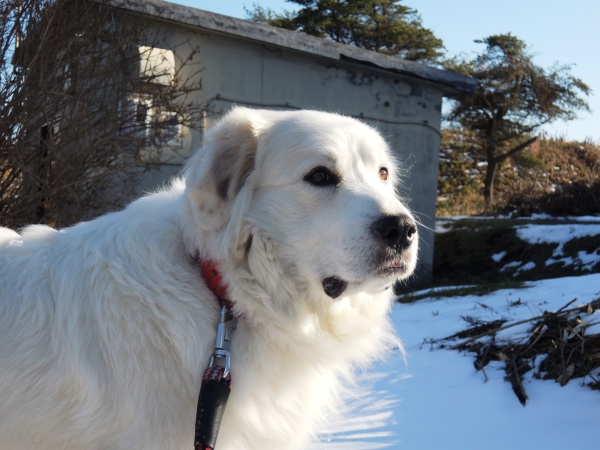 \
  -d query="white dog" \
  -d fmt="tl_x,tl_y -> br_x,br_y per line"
0,107 -> 418,449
